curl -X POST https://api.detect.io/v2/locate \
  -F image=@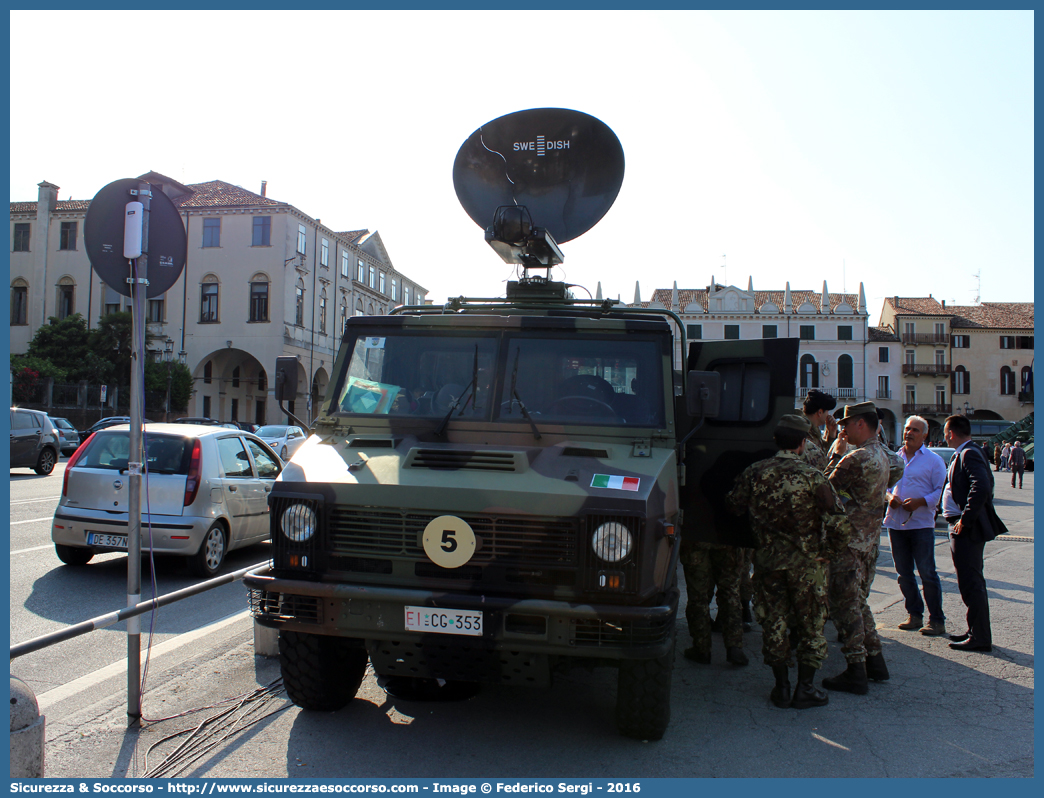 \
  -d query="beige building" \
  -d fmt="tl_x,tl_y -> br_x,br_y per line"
10,173 -> 427,425
878,297 -> 1033,439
